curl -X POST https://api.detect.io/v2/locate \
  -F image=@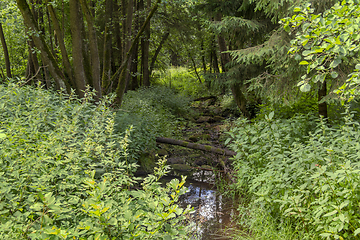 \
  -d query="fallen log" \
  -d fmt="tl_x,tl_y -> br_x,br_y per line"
192,96 -> 217,102
155,137 -> 236,157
